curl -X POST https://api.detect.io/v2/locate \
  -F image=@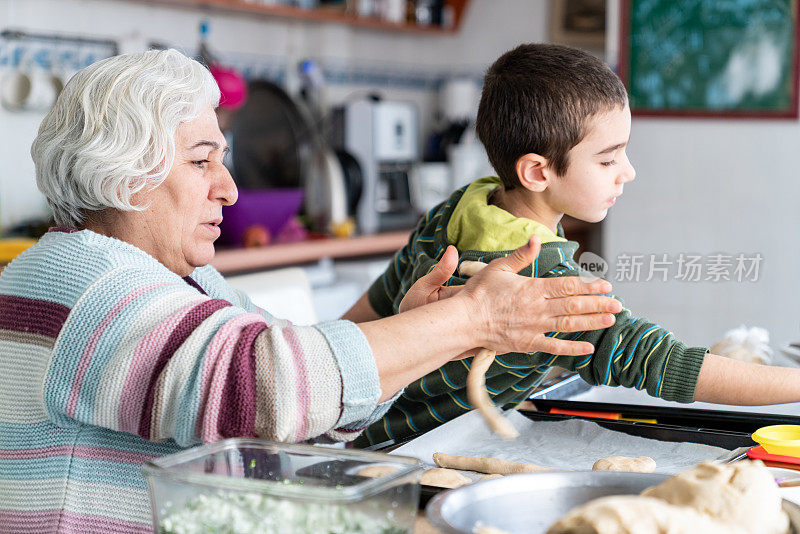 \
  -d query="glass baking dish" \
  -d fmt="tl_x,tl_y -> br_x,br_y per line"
142,437 -> 422,533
